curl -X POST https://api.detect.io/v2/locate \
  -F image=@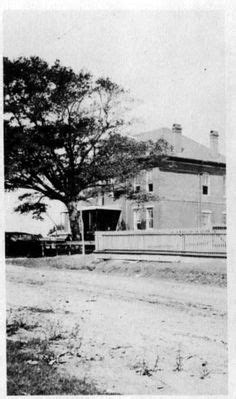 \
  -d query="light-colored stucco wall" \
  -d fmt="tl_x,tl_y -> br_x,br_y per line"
101,165 -> 226,230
